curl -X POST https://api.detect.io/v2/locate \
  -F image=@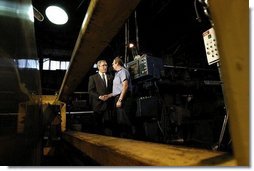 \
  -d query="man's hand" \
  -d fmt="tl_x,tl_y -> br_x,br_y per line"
99,95 -> 110,101
116,101 -> 122,108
